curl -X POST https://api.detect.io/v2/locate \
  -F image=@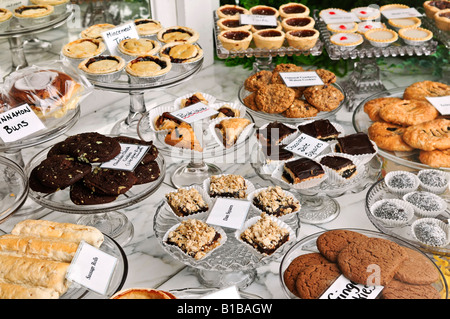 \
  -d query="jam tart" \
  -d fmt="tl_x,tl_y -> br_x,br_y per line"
78,55 -> 125,81
279,2 -> 310,19
330,32 -> 363,50
0,8 -> 12,23
62,38 -> 106,60
326,22 -> 358,33
285,28 -> 319,50
134,18 -> 162,37
281,16 -> 315,31
424,0 -> 450,18
118,38 -> 161,59
216,4 -> 249,19
125,55 -> 172,82
250,5 -> 280,18
250,21 -> 282,33
218,29 -> 252,51
160,42 -> 203,64
217,17 -> 252,32
364,28 -> 398,47
398,27 -> 433,45
434,9 -> 450,31
30,0 -> 68,13
157,26 -> 199,44
253,29 -> 286,49
351,6 -> 381,20
81,23 -> 116,40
